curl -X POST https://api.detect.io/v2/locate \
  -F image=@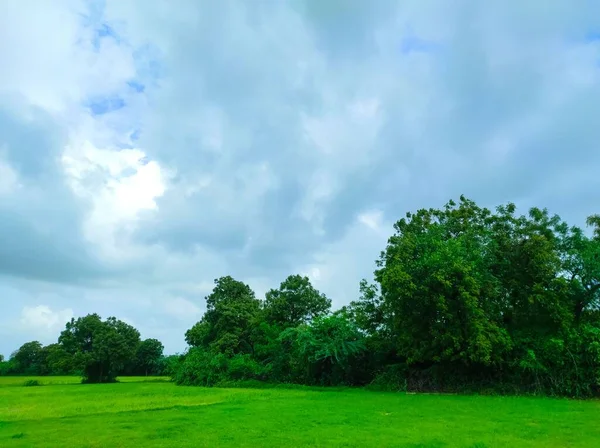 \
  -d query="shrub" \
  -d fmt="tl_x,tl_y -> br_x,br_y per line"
174,349 -> 264,386
367,364 -> 407,392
